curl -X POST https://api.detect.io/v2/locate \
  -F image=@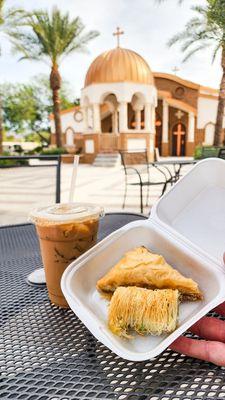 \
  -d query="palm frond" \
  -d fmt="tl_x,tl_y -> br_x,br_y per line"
0,5 -> 25,33
190,5 -> 207,15
10,7 -> 99,66
182,43 -> 210,62
10,30 -> 45,59
168,2 -> 225,64
168,17 -> 207,47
